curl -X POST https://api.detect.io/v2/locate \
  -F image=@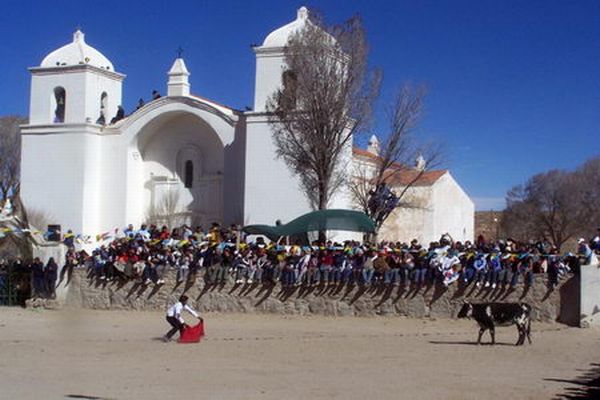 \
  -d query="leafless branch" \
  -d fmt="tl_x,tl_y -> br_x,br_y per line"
146,189 -> 187,228
348,84 -> 444,233
0,116 -> 27,206
266,12 -> 381,211
500,168 -> 591,250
